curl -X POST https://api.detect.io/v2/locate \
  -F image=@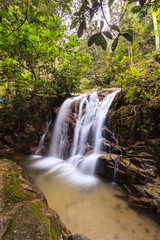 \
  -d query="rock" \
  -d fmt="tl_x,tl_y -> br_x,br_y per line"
108,90 -> 160,147
125,182 -> 160,212
106,90 -> 160,215
0,159 -> 92,240
95,141 -> 160,216
95,154 -> 128,184
0,159 -> 71,240
63,233 -> 91,240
